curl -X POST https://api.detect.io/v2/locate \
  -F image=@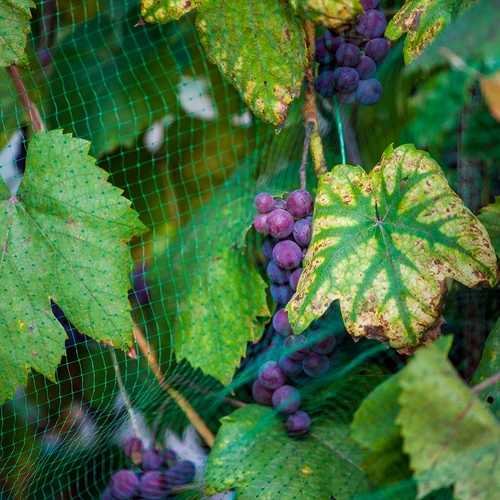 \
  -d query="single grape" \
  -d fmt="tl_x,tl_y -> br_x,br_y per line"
258,360 -> 286,390
333,67 -> 360,93
364,38 -> 389,65
289,268 -> 302,291
272,240 -> 302,269
337,90 -> 357,105
142,449 -> 165,471
355,55 -> 376,80
286,411 -> 312,437
360,0 -> 380,9
267,260 -> 290,284
324,31 -> 345,53
302,352 -> 330,377
315,71 -> 335,97
356,78 -> 383,105
272,385 -> 301,415
163,448 -> 178,467
164,460 -> 196,486
254,192 -> 275,213
261,236 -> 277,260
315,36 -> 336,64
356,10 -> 387,39
272,309 -> 292,336
109,470 -> 140,500
266,209 -> 294,239
308,329 -> 337,355
252,380 -> 274,405
293,218 -> 312,247
139,471 -> 170,500
279,354 -> 303,376
123,436 -> 143,465
335,43 -> 361,67
270,283 -> 294,304
253,213 -> 269,234
284,334 -> 310,360
286,190 -> 314,218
